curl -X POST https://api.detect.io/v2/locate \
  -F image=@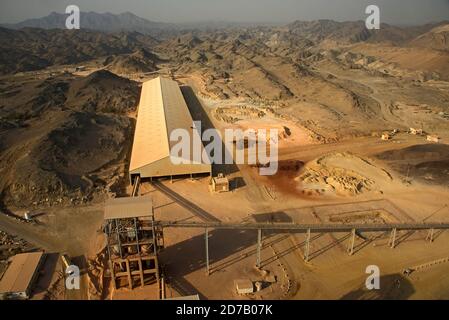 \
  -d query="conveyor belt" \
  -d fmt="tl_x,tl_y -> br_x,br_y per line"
155,221 -> 449,233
